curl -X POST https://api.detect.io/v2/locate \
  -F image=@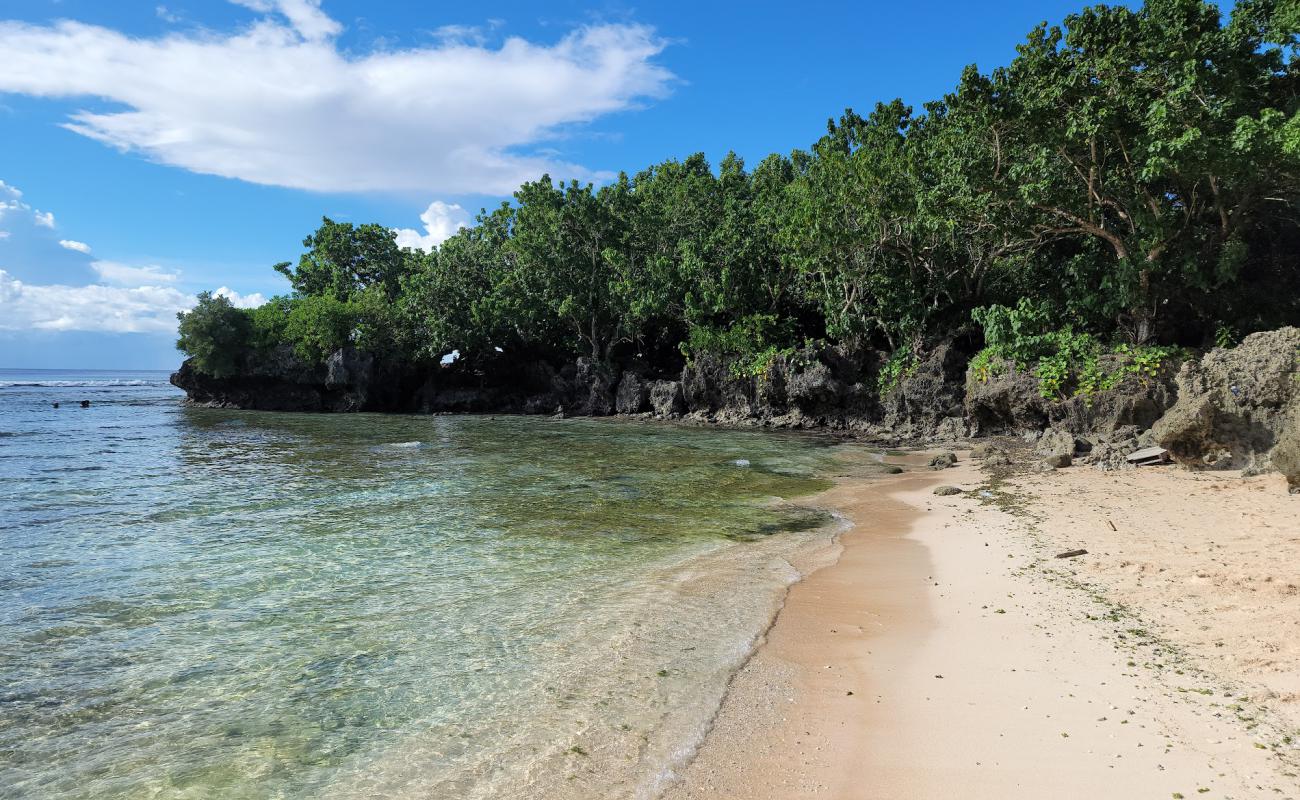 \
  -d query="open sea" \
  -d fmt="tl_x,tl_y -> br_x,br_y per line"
0,369 -> 849,799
